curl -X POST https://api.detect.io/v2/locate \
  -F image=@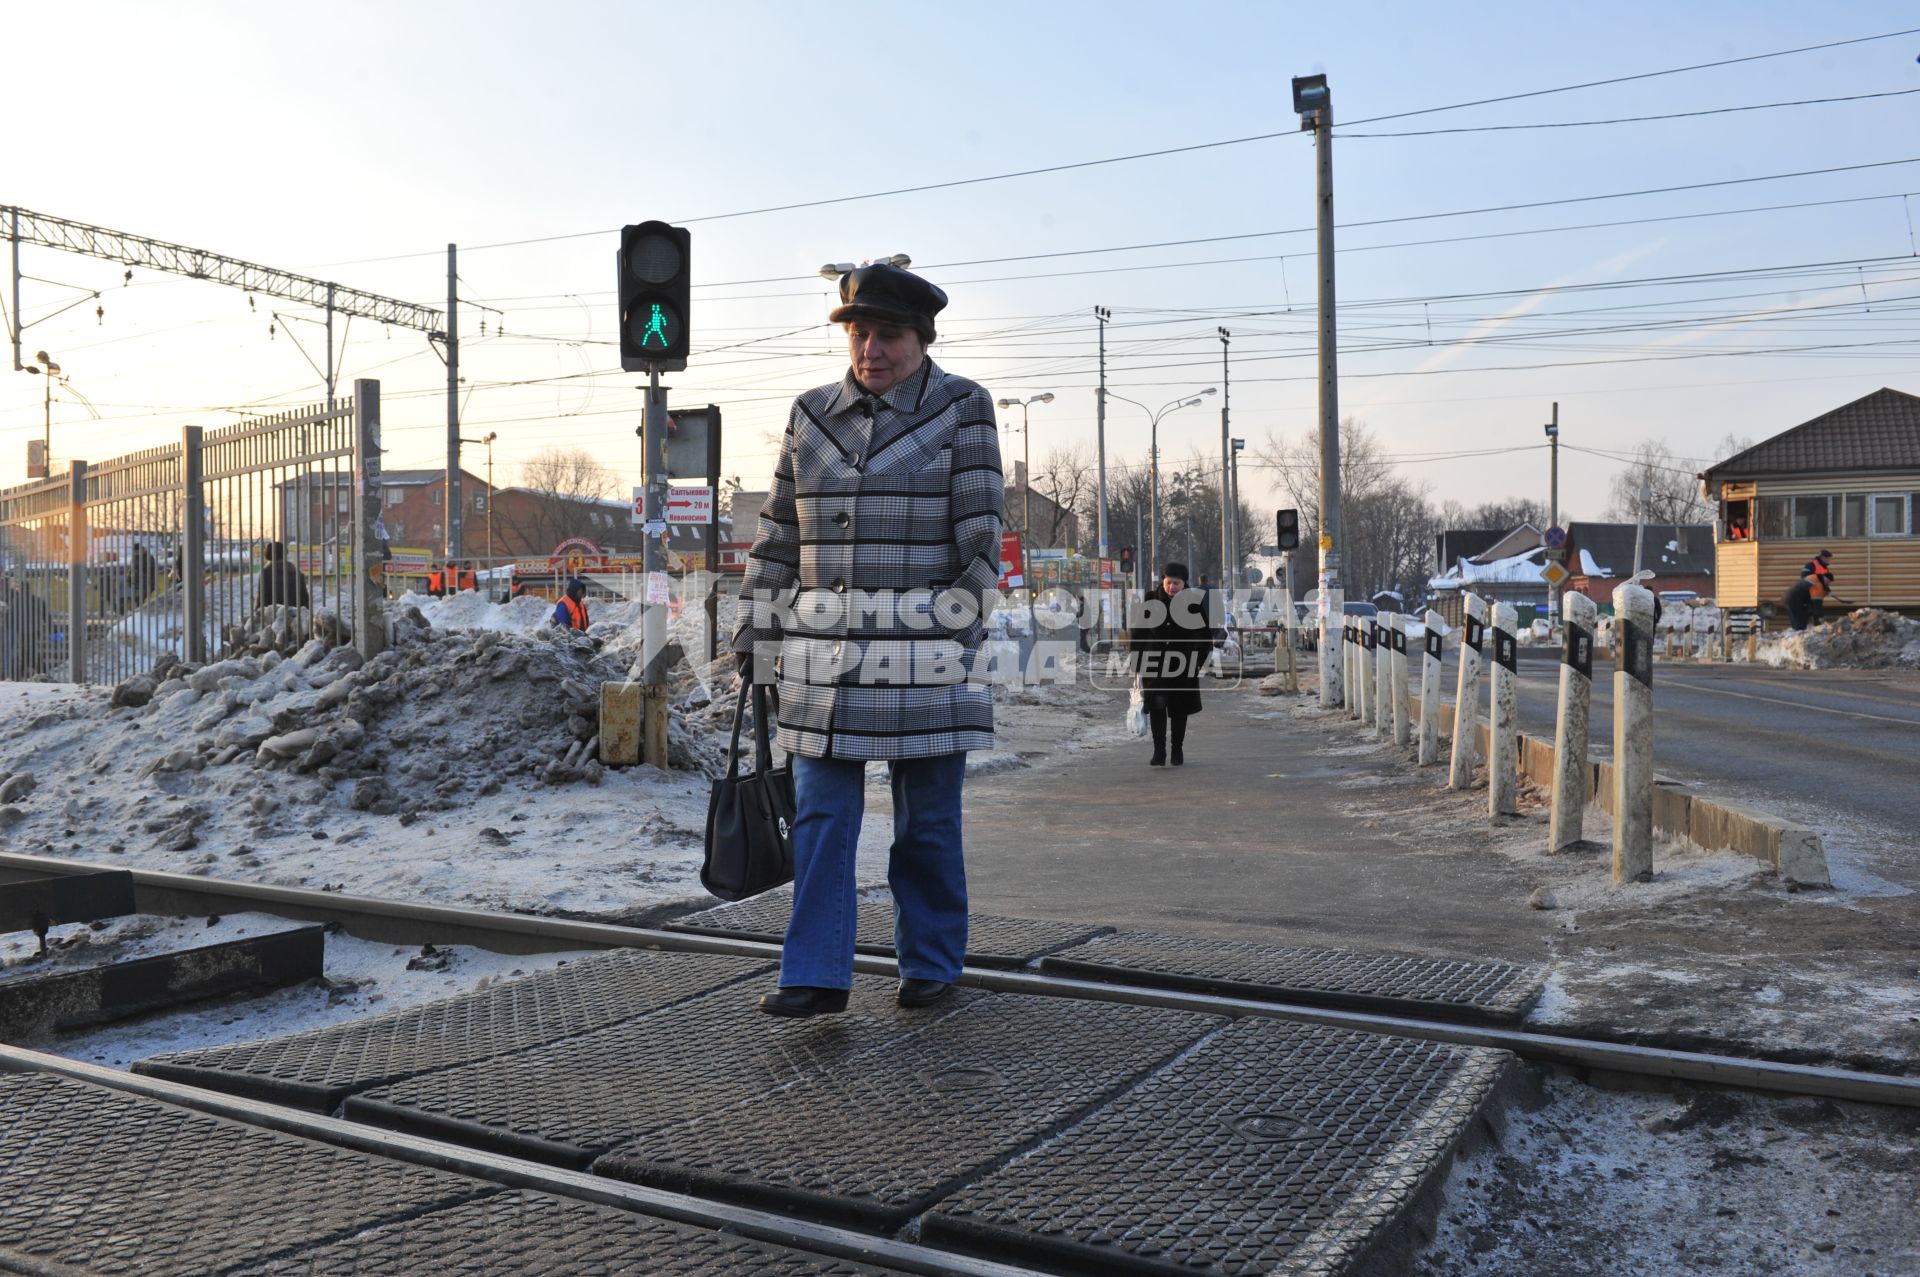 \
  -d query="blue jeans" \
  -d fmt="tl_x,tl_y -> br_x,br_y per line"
780,752 -> 970,990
